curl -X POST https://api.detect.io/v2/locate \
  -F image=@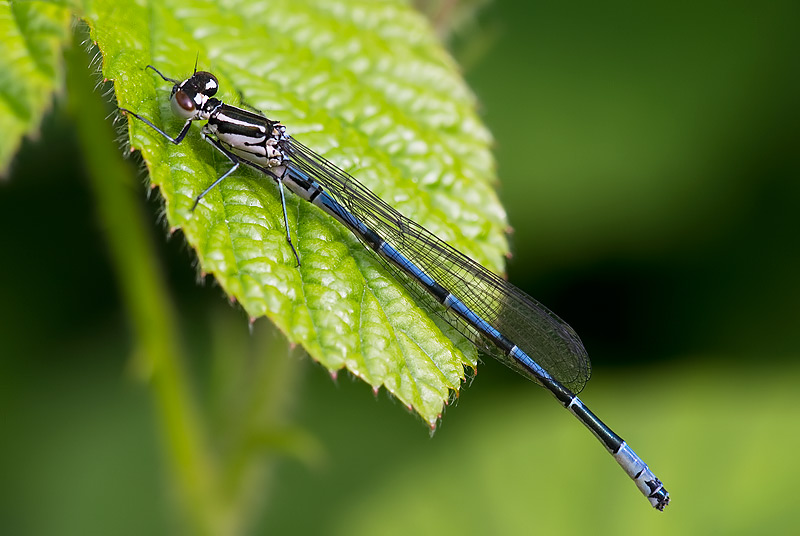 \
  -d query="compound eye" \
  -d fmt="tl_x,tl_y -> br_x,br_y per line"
195,71 -> 219,96
174,89 -> 195,112
171,89 -> 197,119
